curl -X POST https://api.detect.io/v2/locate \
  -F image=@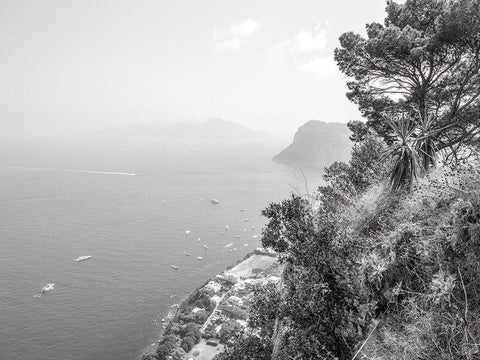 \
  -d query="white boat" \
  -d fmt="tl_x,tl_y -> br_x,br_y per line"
185,252 -> 191,256
185,230 -> 191,235
74,255 -> 92,262
211,199 -> 219,204
171,265 -> 178,270
244,243 -> 249,247
225,225 -> 229,231
203,245 -> 208,249
197,256 -> 203,260
41,283 -> 55,292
